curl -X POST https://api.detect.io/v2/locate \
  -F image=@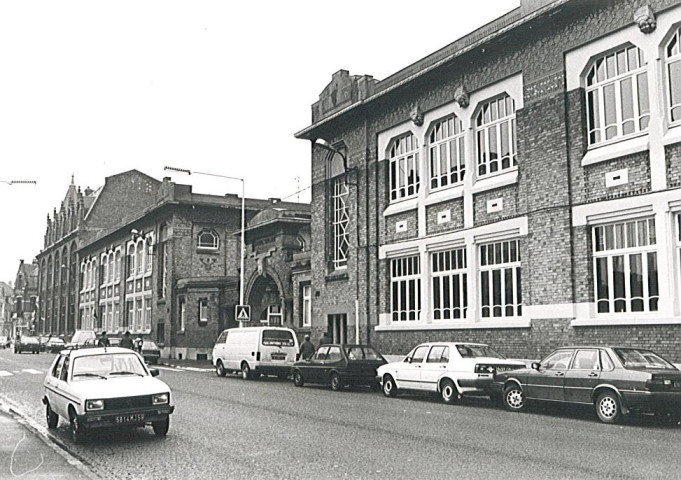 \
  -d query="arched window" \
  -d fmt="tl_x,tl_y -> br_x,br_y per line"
197,229 -> 219,250
585,45 -> 649,145
427,114 -> 465,190
476,94 -> 517,177
389,132 -> 420,201
666,27 -> 681,124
